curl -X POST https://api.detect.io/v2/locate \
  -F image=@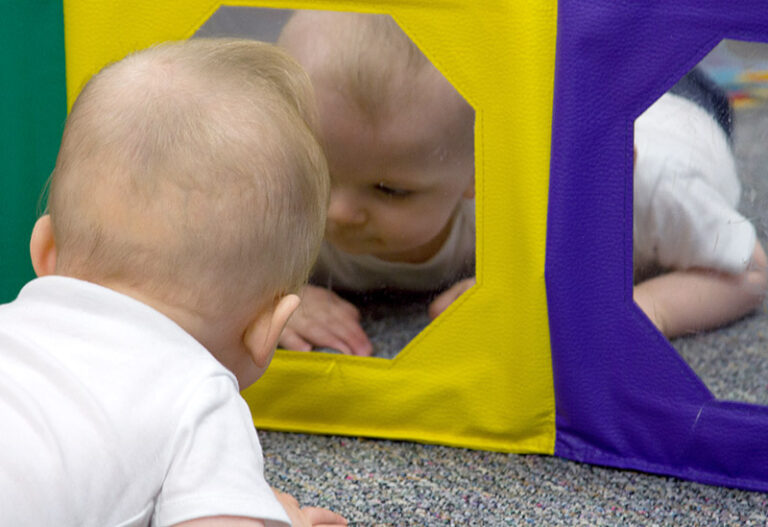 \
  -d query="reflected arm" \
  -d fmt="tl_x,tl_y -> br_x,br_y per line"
428,277 -> 476,319
278,285 -> 373,356
633,241 -> 768,338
